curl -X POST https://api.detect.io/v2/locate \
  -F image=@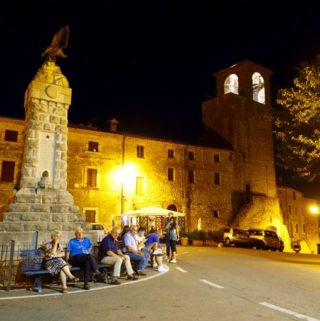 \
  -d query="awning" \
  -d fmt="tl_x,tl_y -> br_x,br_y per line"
121,206 -> 185,217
